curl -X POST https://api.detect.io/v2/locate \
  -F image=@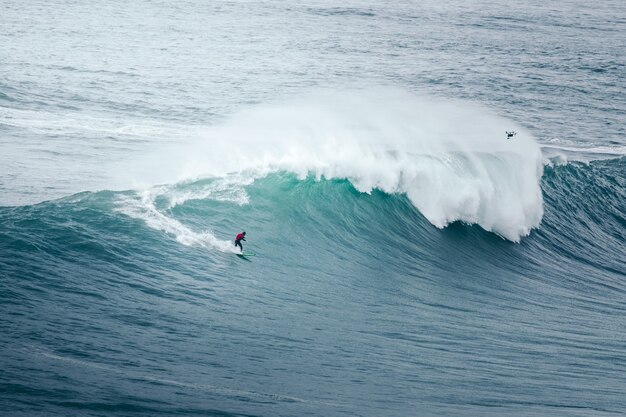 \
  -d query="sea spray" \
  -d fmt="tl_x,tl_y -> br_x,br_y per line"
131,89 -> 544,242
